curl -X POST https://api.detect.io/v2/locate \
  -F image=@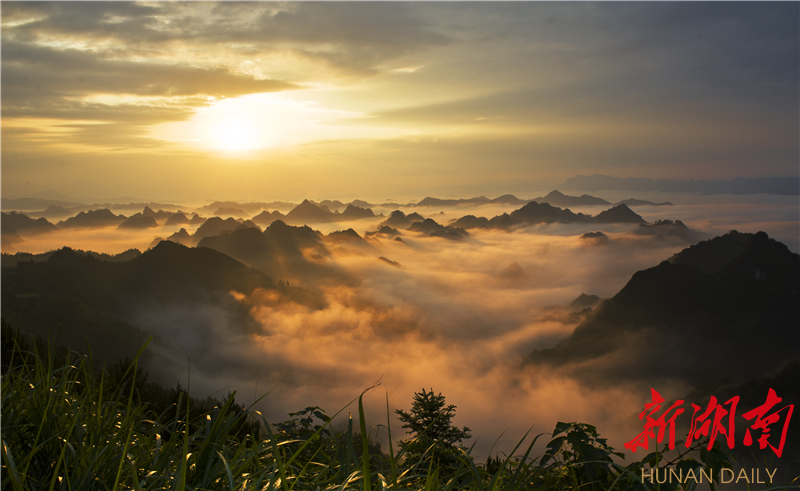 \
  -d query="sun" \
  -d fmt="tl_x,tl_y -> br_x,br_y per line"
211,117 -> 260,152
